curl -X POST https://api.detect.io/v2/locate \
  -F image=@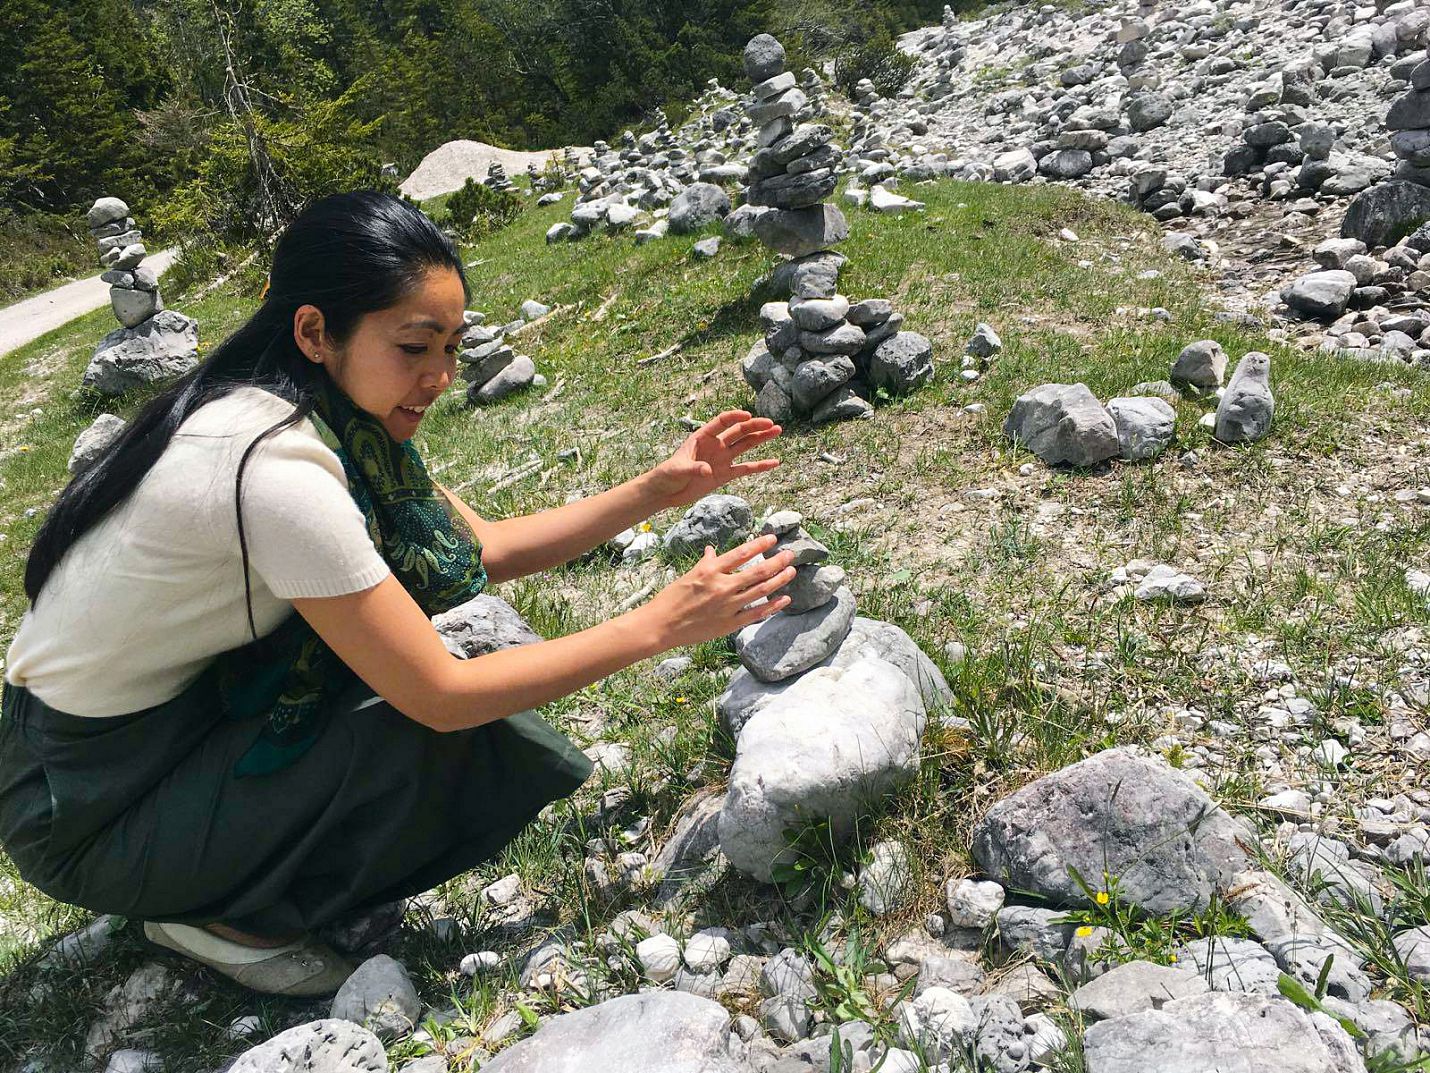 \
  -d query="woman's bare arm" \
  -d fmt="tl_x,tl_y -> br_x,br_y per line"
291,536 -> 795,732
